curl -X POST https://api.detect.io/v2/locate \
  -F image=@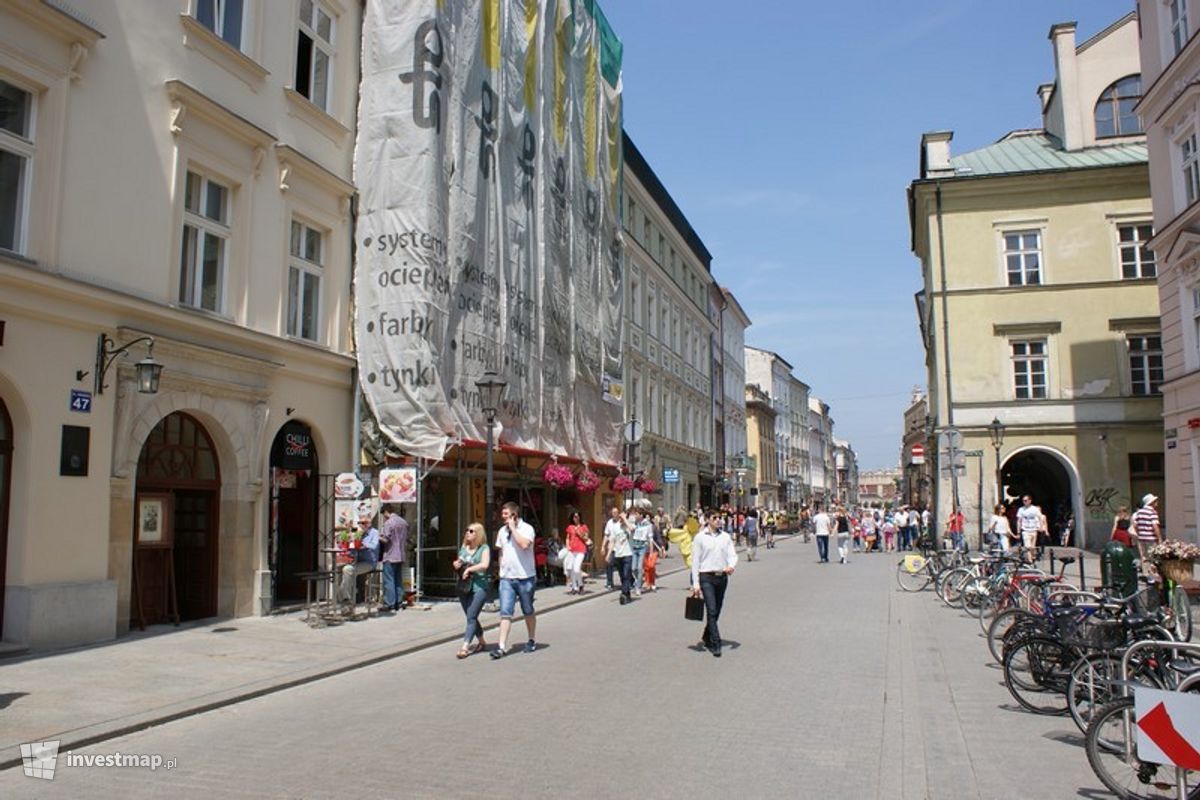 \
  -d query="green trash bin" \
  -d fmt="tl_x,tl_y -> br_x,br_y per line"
1101,539 -> 1138,598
